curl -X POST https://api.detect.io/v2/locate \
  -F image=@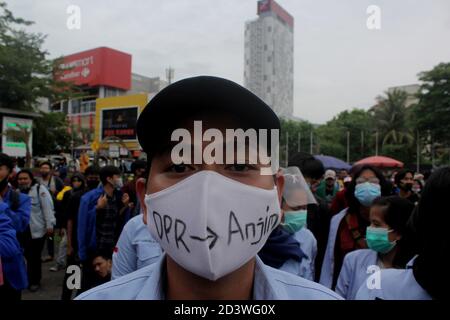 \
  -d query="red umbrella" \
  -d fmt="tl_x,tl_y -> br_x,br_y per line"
353,156 -> 404,168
